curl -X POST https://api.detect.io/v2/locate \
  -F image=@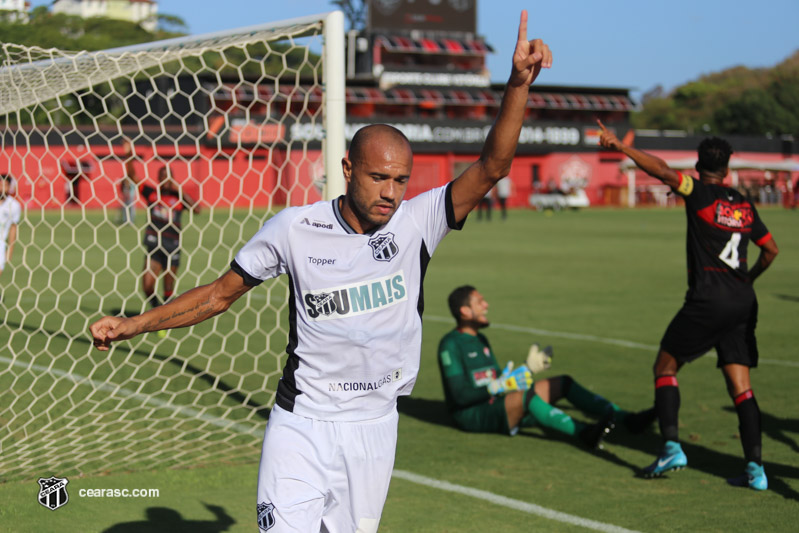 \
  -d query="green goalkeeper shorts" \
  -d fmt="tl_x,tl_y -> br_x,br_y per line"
453,397 -> 512,435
